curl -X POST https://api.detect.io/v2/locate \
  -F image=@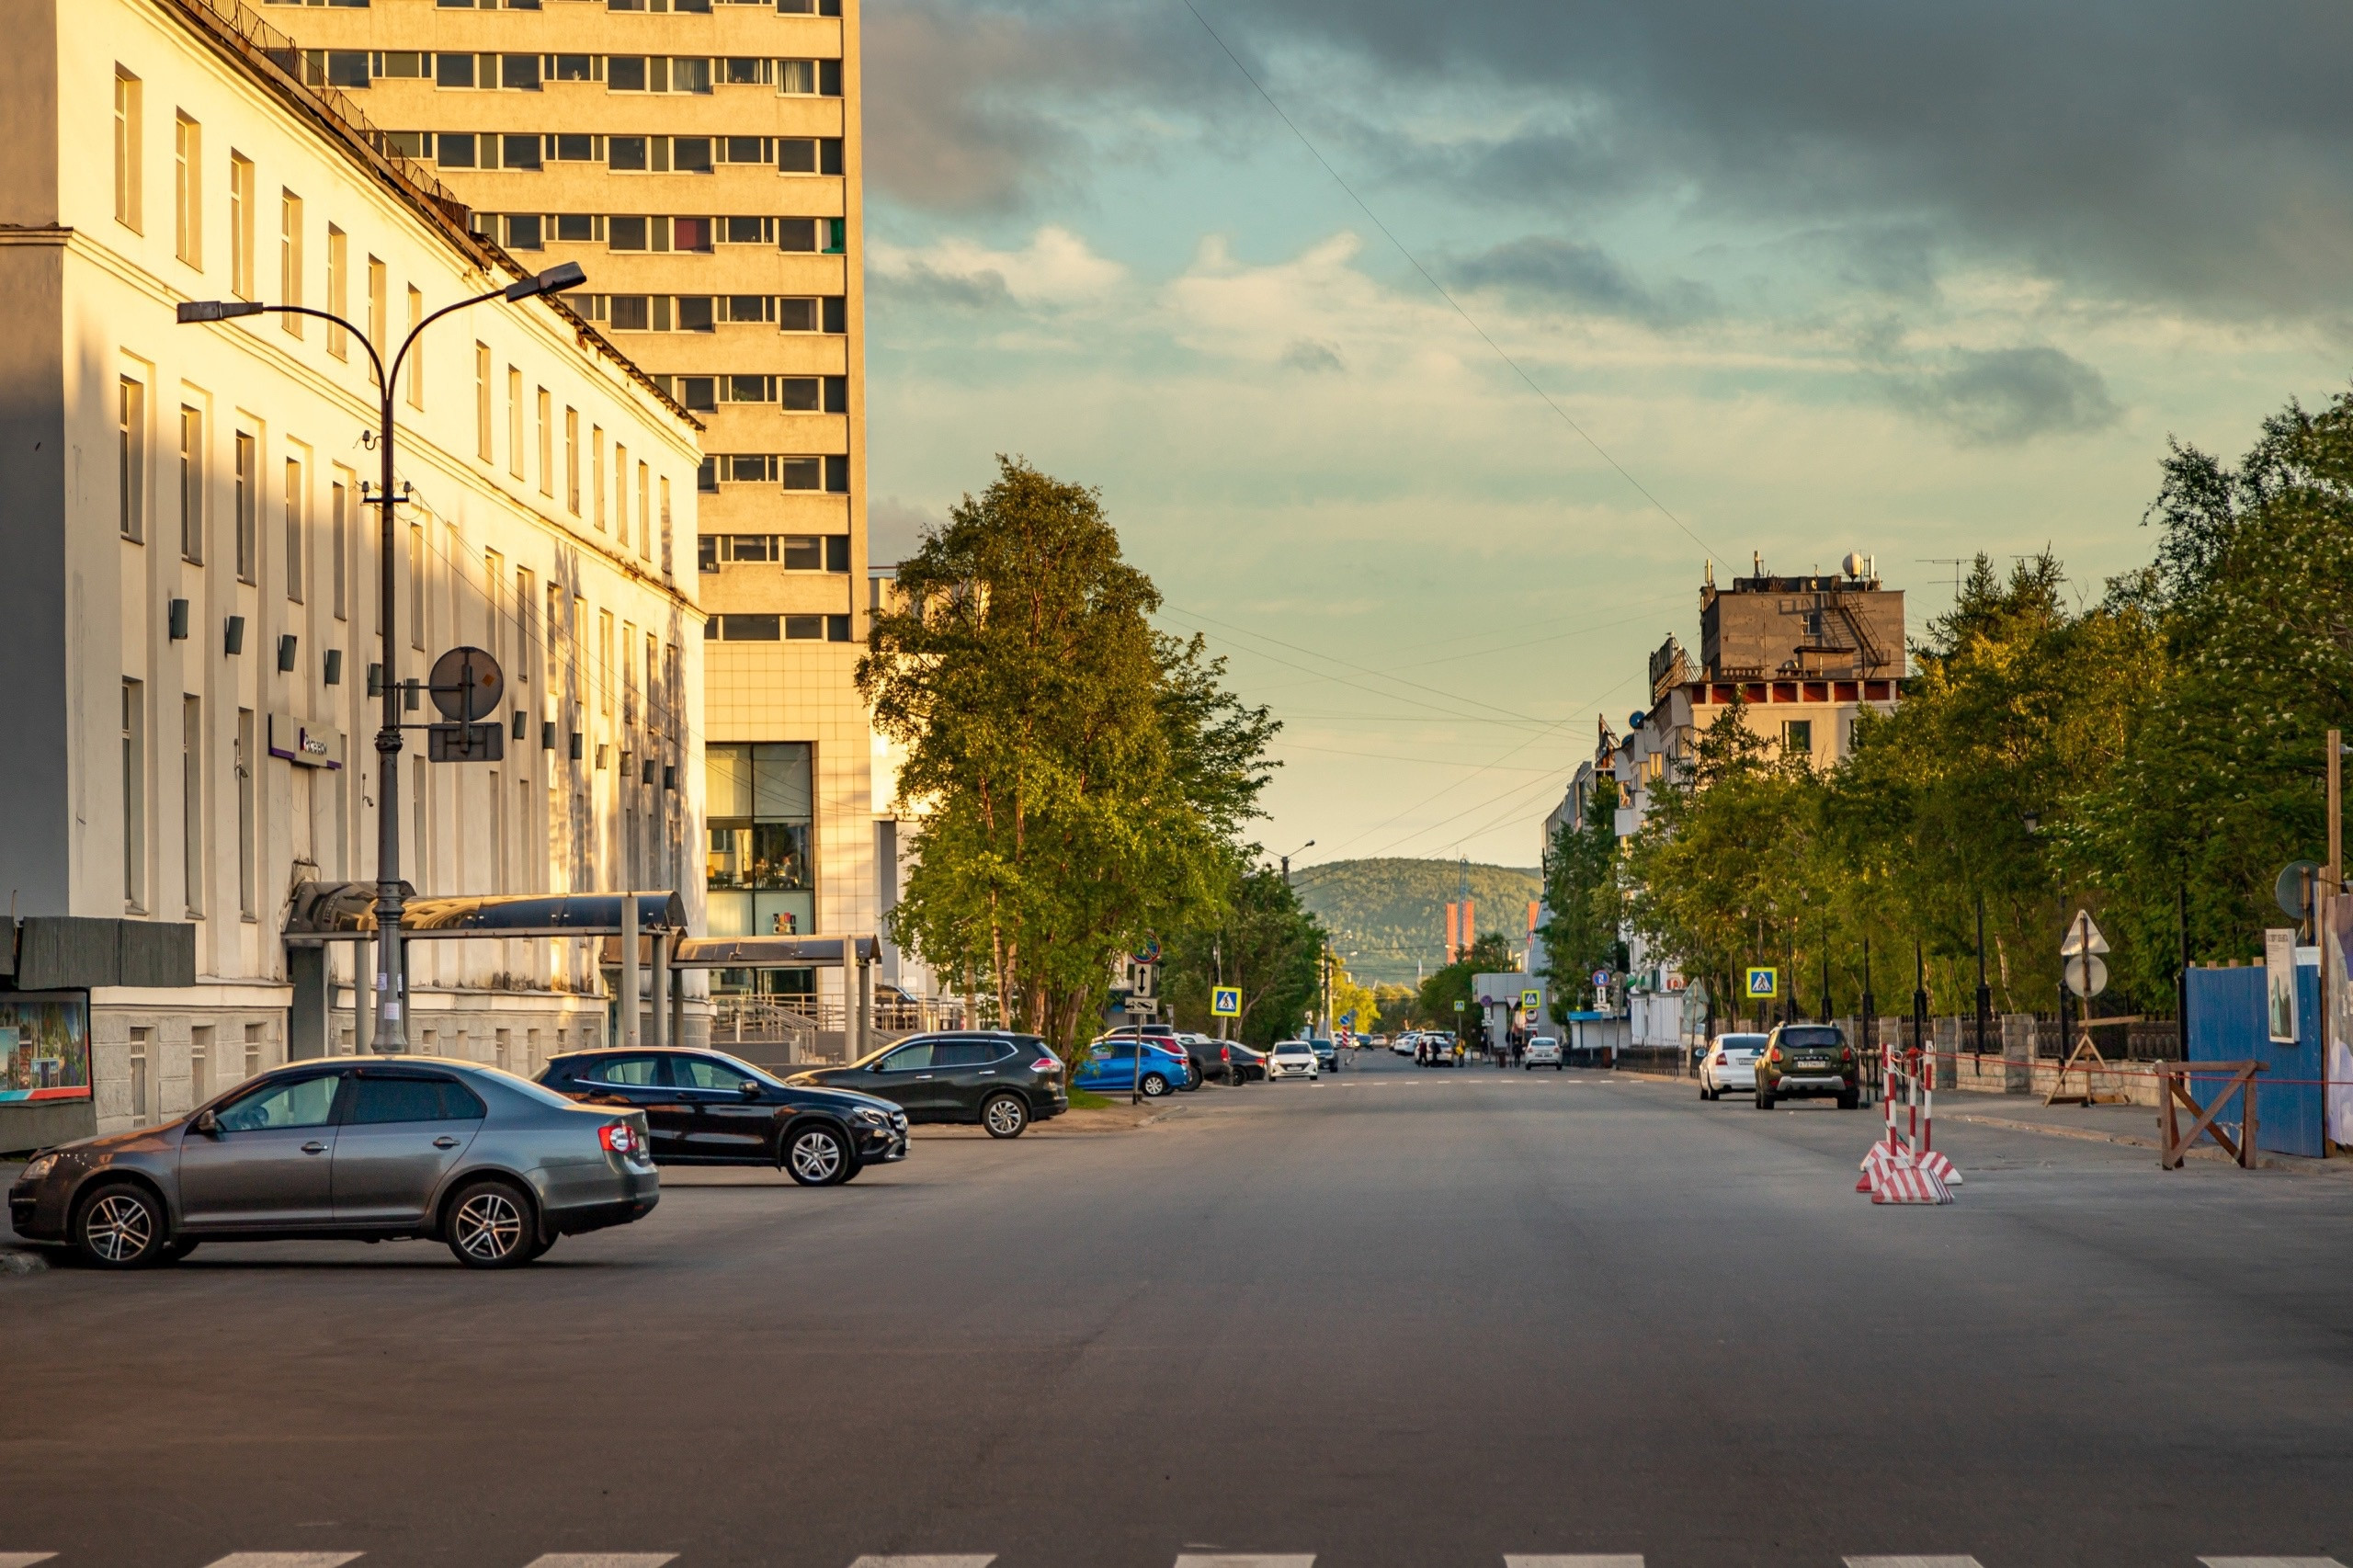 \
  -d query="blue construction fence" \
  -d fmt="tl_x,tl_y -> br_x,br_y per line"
2185,961 -> 2324,1159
